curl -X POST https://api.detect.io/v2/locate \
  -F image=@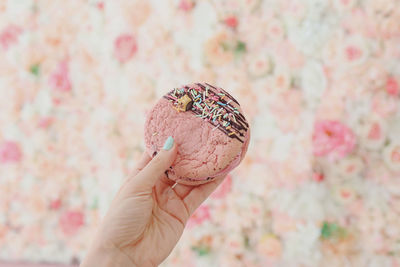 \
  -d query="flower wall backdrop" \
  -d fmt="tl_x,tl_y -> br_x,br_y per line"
1,0 -> 400,266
